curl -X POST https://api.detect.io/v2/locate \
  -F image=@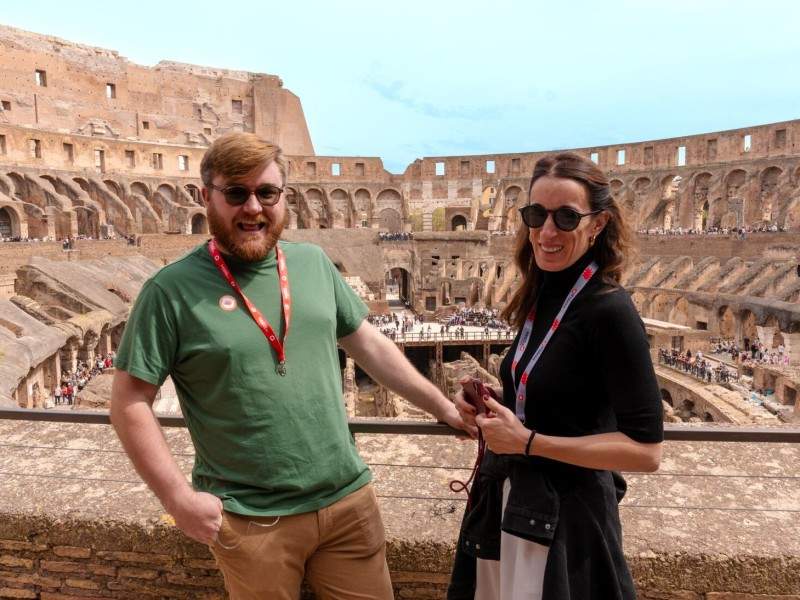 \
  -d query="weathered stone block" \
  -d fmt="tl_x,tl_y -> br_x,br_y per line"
53,547 -> 91,559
